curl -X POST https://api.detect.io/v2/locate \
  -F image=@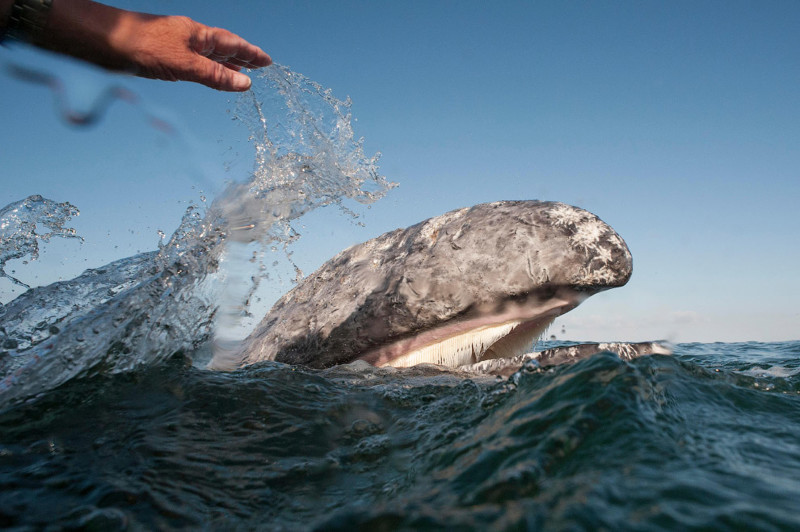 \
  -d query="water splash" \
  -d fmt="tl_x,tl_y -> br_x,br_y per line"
0,64 -> 394,406
0,195 -> 82,290
211,64 -> 396,358
222,63 -> 395,245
